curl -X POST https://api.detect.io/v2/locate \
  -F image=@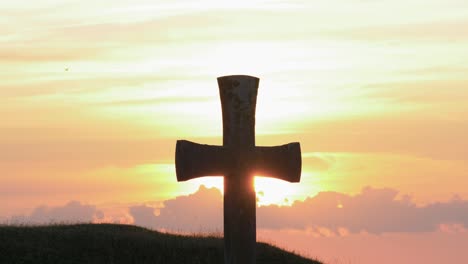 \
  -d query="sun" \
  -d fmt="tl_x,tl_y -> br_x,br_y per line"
254,177 -> 303,206
186,176 -> 306,206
